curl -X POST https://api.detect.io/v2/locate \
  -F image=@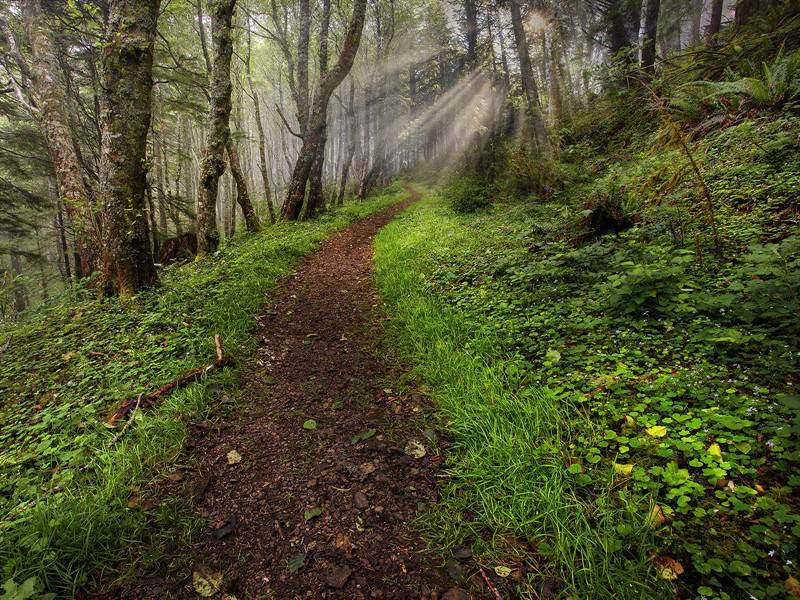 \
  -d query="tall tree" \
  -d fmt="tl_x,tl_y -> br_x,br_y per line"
282,0 -> 368,220
98,0 -> 160,294
707,0 -> 725,38
197,0 -> 236,255
508,0 -> 547,149
306,0 -> 332,217
4,1 -> 99,277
